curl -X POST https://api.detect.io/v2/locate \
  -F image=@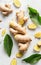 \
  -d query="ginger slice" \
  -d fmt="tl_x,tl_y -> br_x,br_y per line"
13,0 -> 21,8
2,29 -> 6,36
28,23 -> 37,30
34,45 -> 40,52
16,10 -> 28,26
37,41 -> 41,47
34,32 -> 41,38
10,58 -> 17,65
16,52 -> 23,58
